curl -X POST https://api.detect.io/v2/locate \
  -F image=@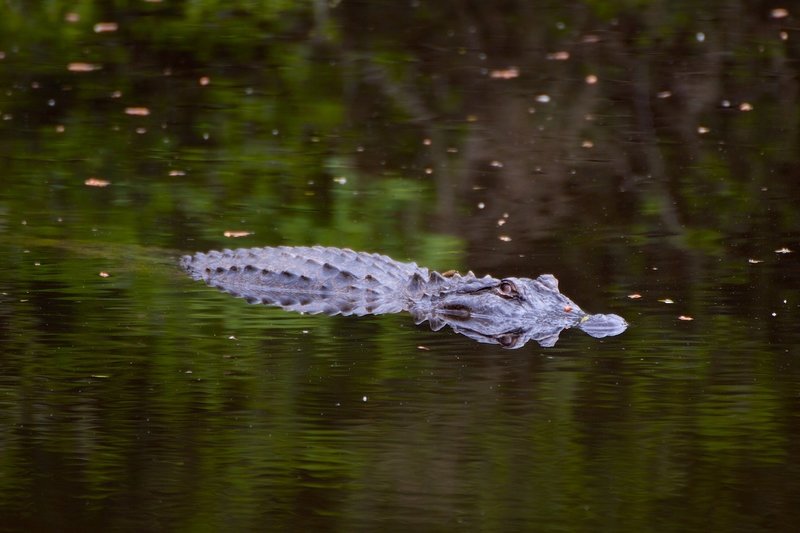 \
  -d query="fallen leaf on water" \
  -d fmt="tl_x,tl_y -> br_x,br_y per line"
125,107 -> 150,116
94,22 -> 119,33
99,271 -> 110,278
169,170 -> 186,176
546,51 -> 570,61
748,258 -> 763,264
659,298 -> 674,304
68,62 -> 102,72
85,178 -> 110,187
678,315 -> 694,321
770,8 -> 789,19
490,67 -> 519,79
224,231 -> 252,238
628,293 -> 642,299
775,247 -> 792,254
